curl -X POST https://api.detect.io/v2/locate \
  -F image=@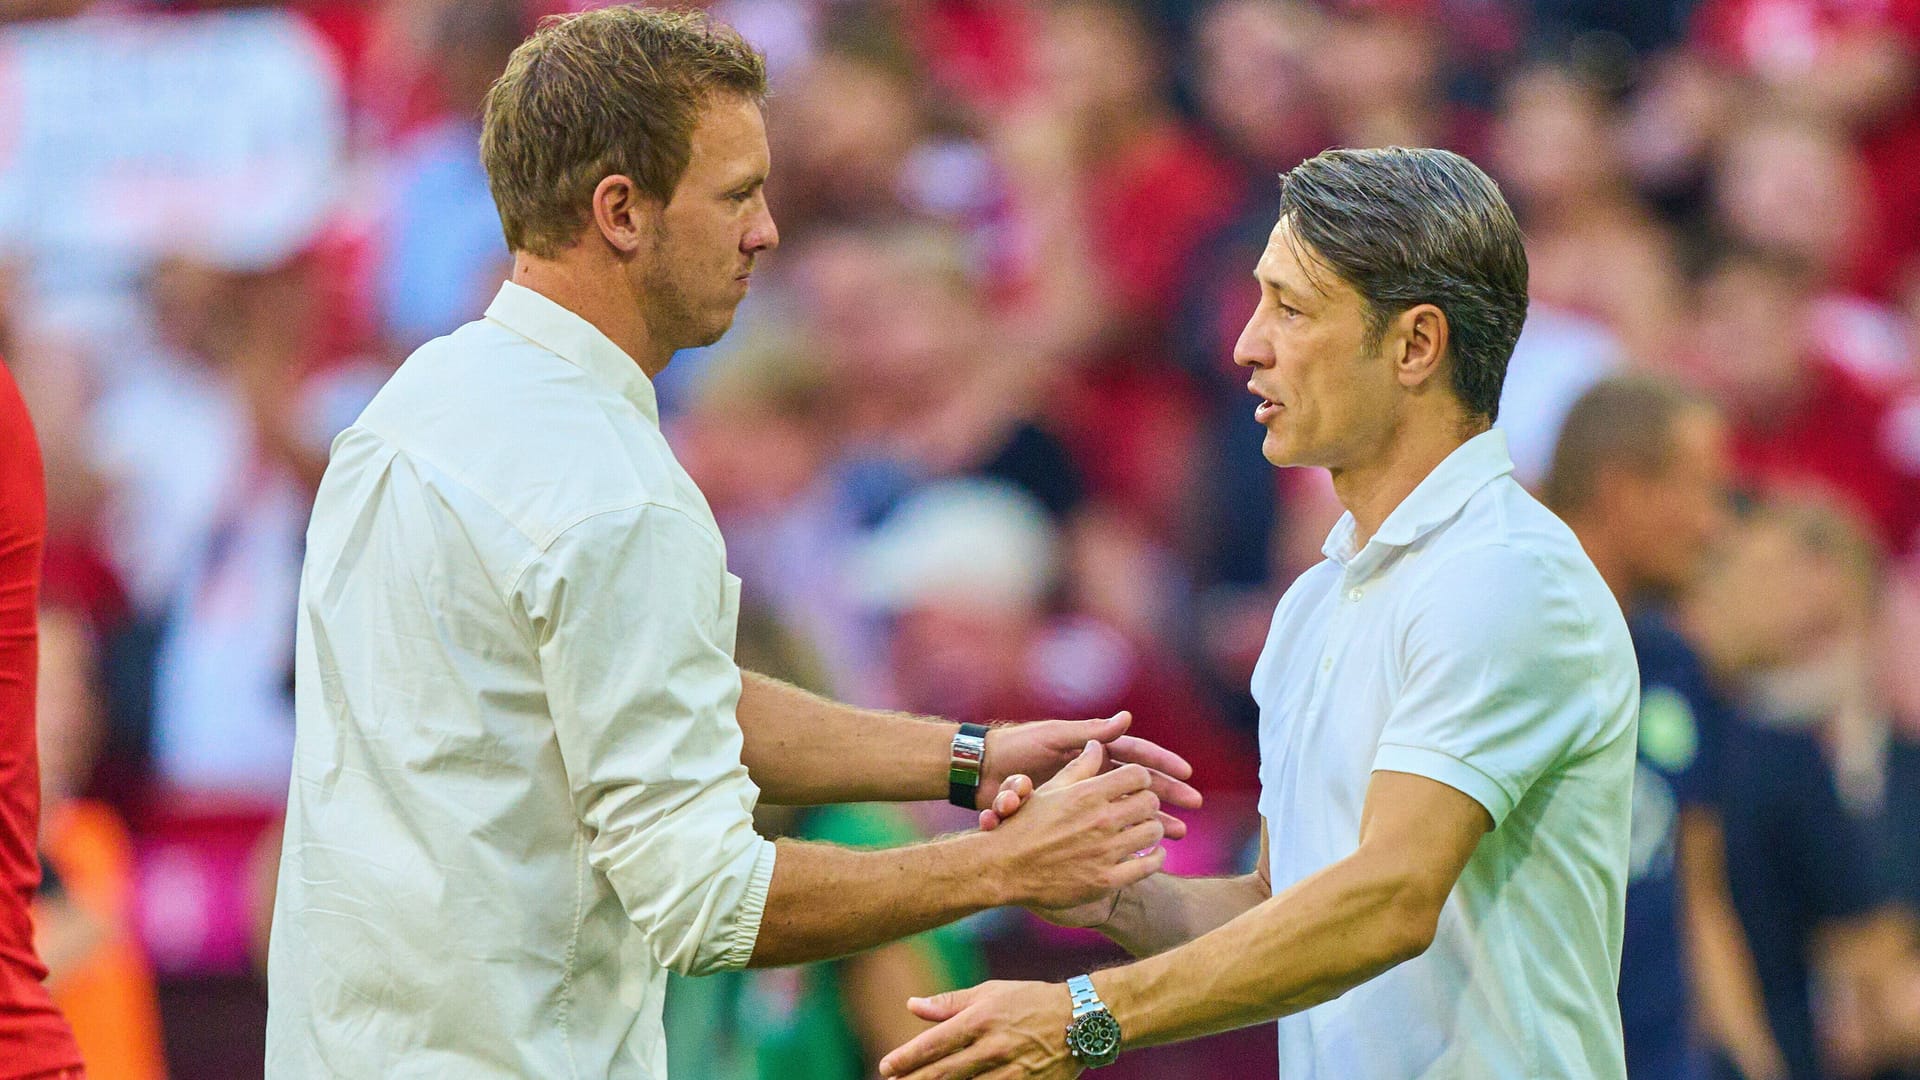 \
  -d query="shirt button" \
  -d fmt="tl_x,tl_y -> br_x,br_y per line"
1321,657 -> 1333,672
1347,588 -> 1363,602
